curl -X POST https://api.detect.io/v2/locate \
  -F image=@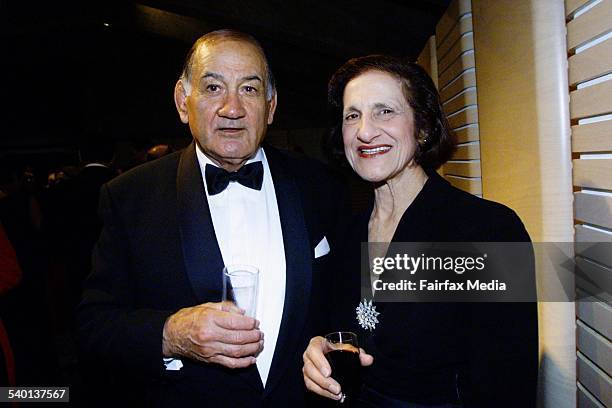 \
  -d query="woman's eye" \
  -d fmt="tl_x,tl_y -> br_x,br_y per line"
374,108 -> 395,120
